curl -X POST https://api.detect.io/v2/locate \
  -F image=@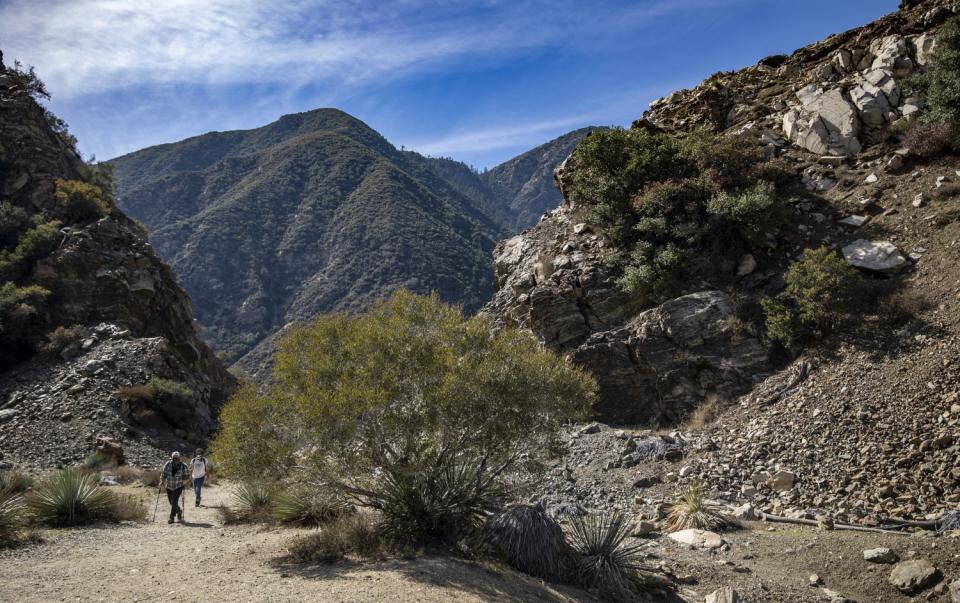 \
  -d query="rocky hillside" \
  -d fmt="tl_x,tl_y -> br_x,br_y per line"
110,109 -> 509,369
484,0 -> 960,532
415,127 -> 600,231
0,54 -> 234,467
